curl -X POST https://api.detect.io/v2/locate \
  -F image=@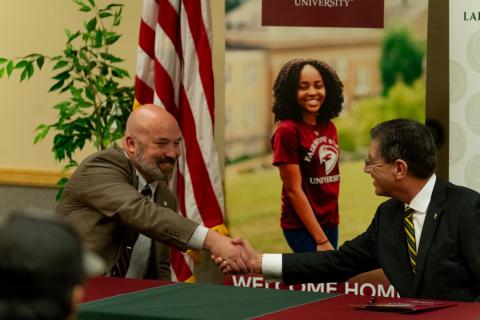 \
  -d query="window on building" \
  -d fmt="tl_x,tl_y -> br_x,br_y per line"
334,58 -> 348,80
243,102 -> 256,128
225,104 -> 232,127
225,64 -> 231,85
243,64 -> 257,84
355,66 -> 372,96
